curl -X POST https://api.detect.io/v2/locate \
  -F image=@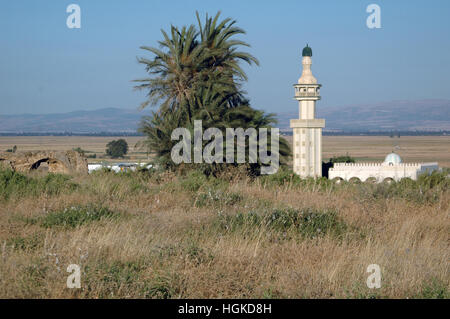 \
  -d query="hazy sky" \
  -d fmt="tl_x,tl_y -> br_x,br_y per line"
1,0 -> 449,115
